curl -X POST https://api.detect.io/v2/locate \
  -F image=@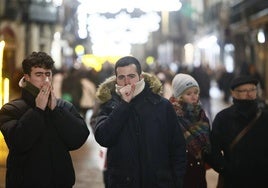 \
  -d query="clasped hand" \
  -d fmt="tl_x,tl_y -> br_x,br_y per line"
119,84 -> 136,103
36,82 -> 57,110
